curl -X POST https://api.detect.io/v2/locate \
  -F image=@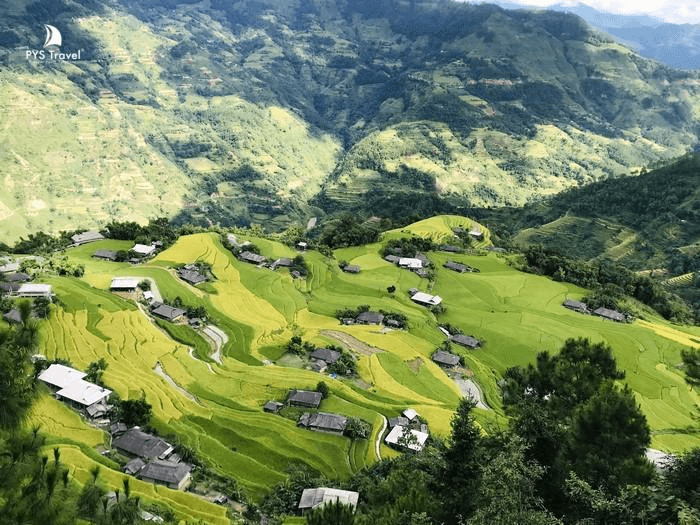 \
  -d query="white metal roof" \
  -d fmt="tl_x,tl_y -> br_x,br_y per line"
111,277 -> 139,289
56,379 -> 112,407
403,408 -> 419,420
39,364 -> 87,389
132,244 -> 156,256
0,262 -> 20,273
411,292 -> 442,306
384,425 -> 429,452
17,283 -> 52,296
143,291 -> 154,300
398,257 -> 423,269
298,487 -> 359,510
